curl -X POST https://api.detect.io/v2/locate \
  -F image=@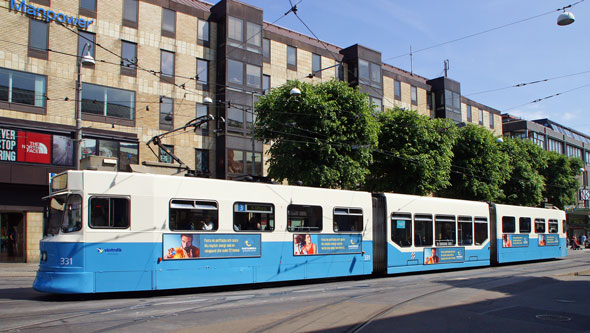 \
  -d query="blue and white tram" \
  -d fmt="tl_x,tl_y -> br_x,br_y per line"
34,171 -> 374,293
372,193 -> 491,274
490,203 -> 567,264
